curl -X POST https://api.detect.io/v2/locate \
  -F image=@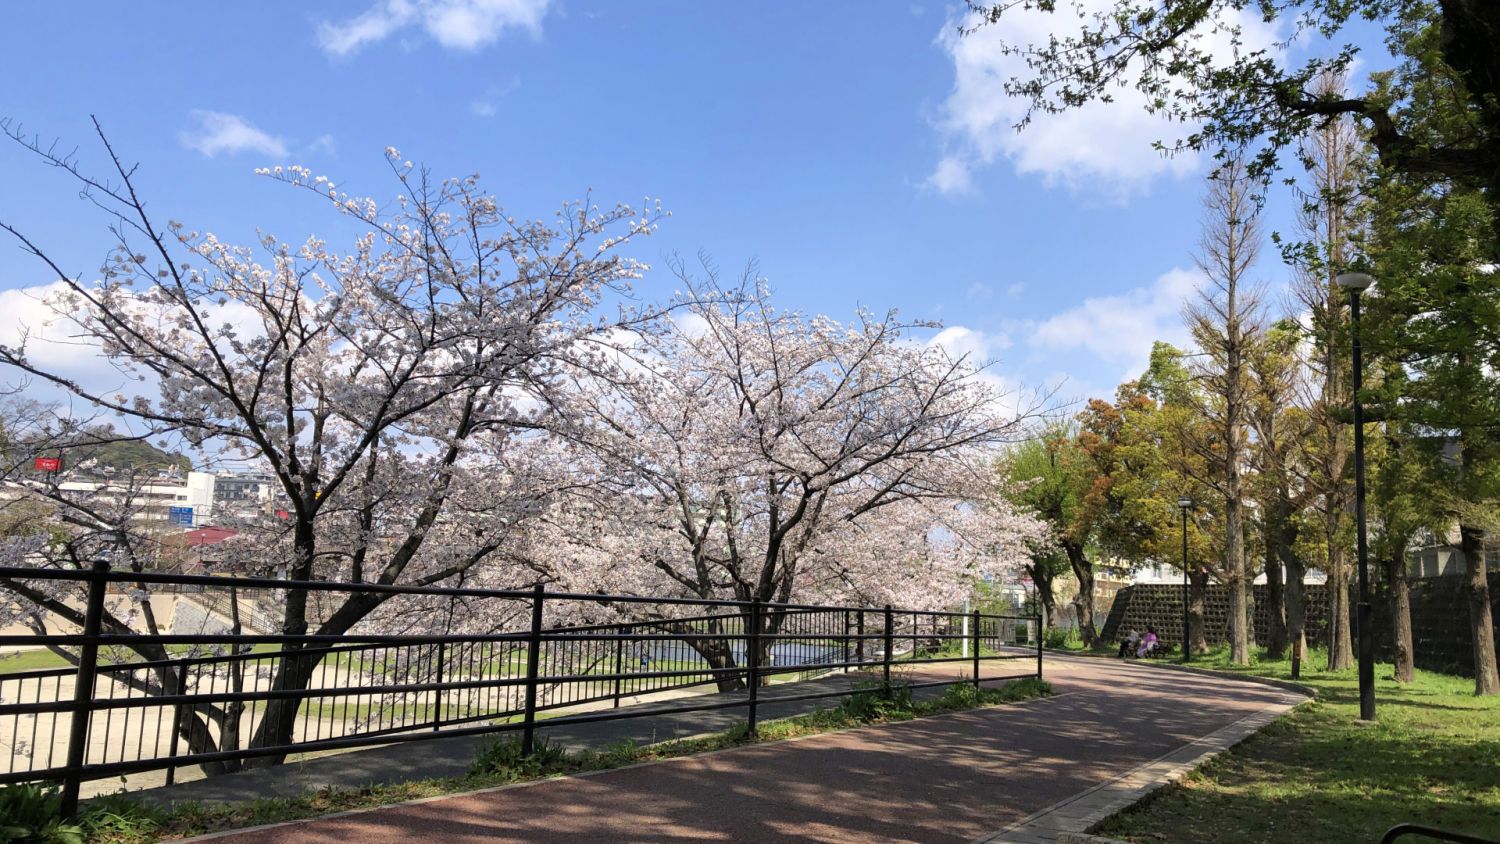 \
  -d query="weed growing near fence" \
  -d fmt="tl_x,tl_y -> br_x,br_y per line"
67,676 -> 1051,843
